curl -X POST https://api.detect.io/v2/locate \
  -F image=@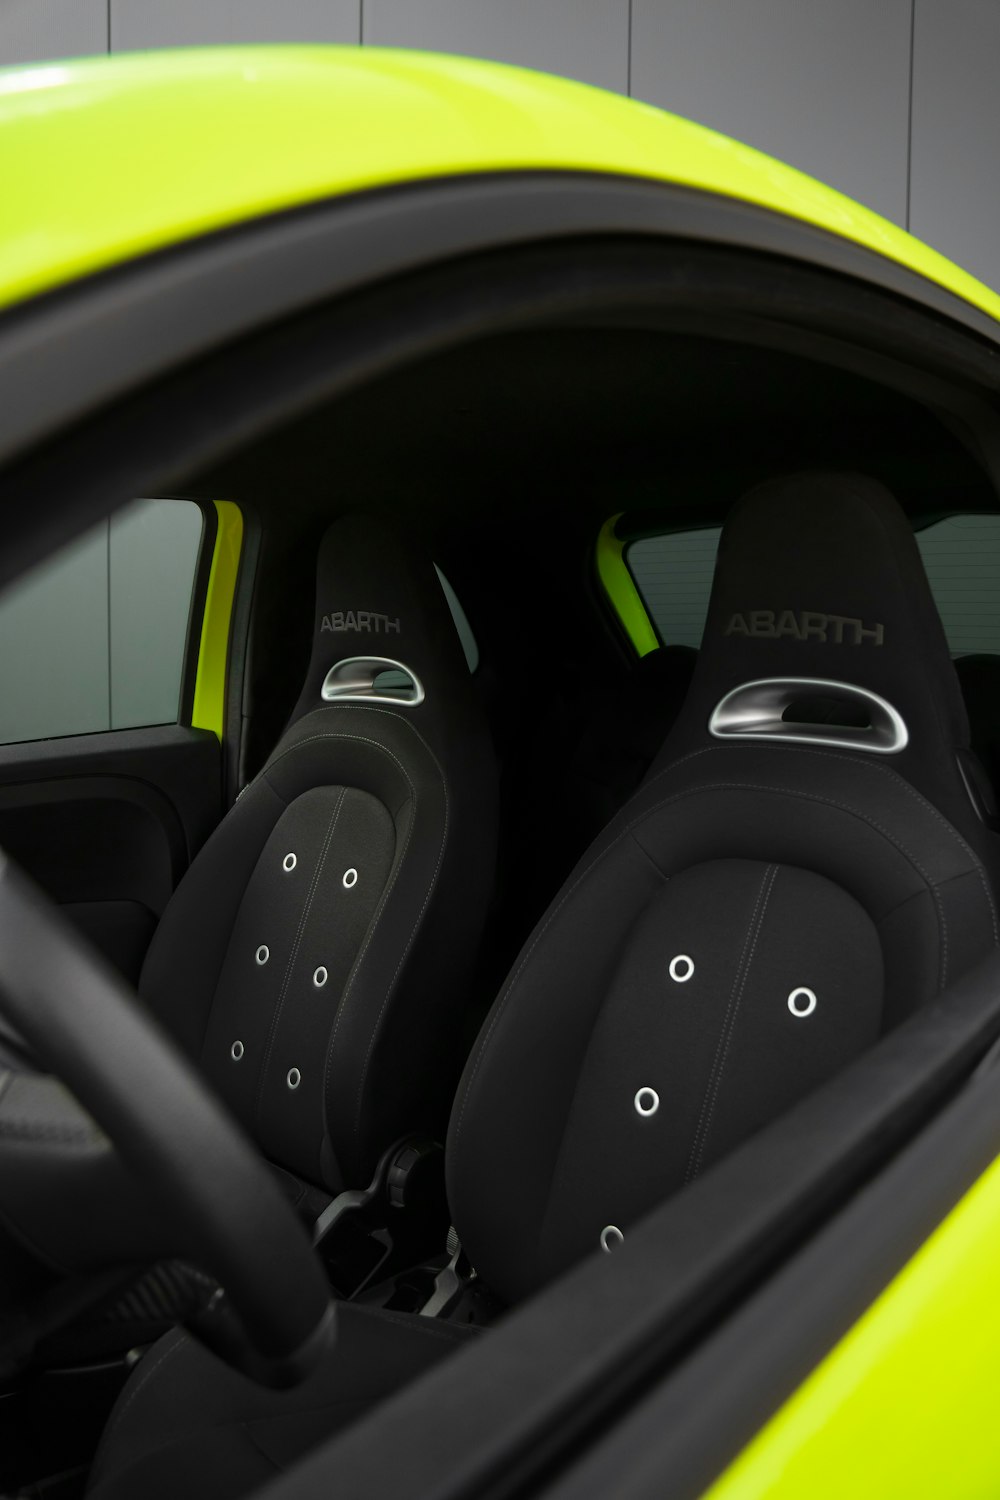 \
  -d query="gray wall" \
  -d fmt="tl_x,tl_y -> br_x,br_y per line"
1,2 -> 994,285
363,1 -> 628,93
909,0 -> 1000,294
111,0 -> 359,50
630,0 -> 912,228
0,501 -> 202,743
0,0 -> 105,65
